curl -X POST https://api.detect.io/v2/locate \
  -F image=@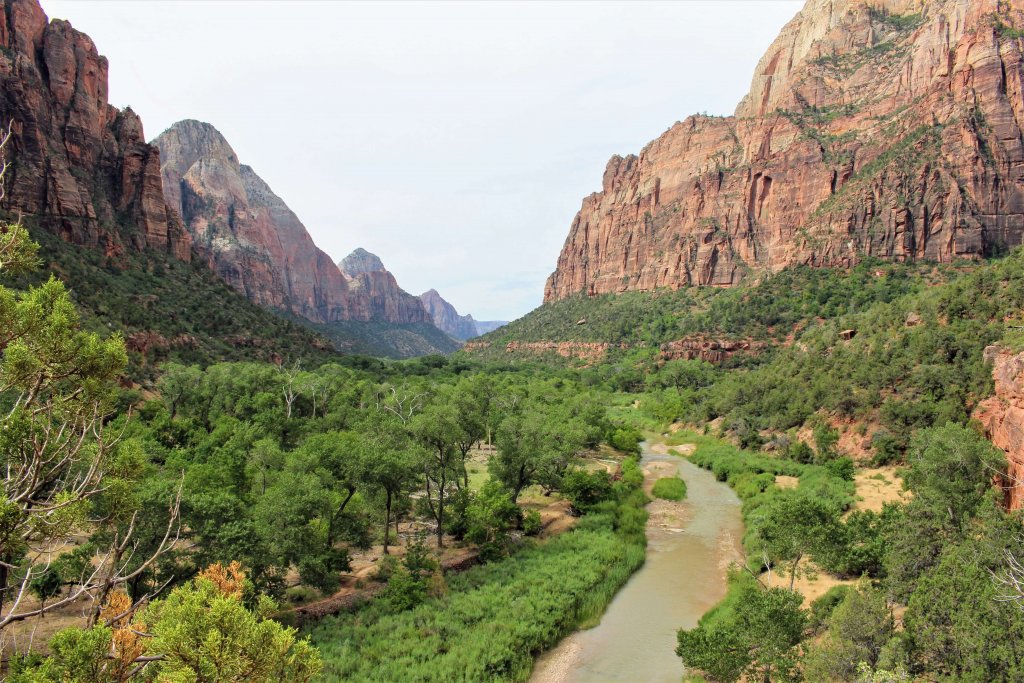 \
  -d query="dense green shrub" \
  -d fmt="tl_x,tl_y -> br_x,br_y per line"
683,431 -> 854,562
308,472 -> 648,682
562,469 -> 614,513
608,425 -> 643,455
651,477 -> 687,501
808,585 -> 853,633
521,509 -> 542,536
